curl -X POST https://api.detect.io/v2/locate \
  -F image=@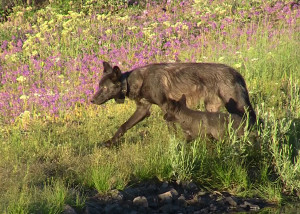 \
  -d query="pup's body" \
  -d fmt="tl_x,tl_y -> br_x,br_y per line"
164,95 -> 247,141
